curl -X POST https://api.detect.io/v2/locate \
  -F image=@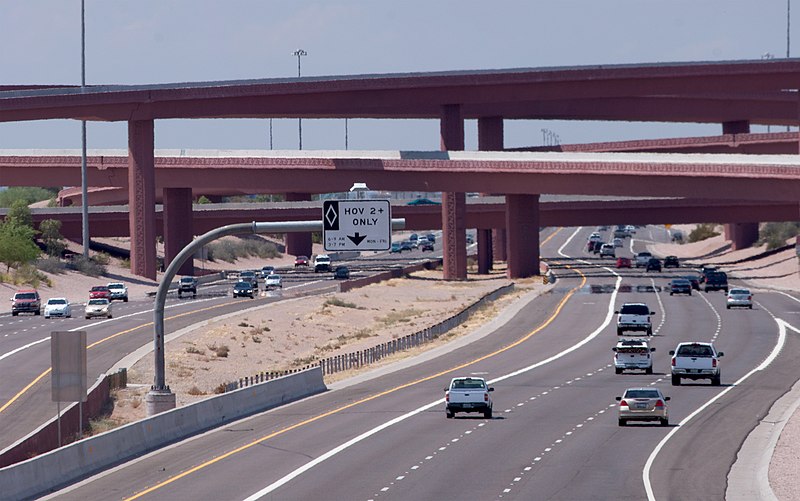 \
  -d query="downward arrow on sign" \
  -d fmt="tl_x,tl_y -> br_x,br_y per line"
347,233 -> 367,246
